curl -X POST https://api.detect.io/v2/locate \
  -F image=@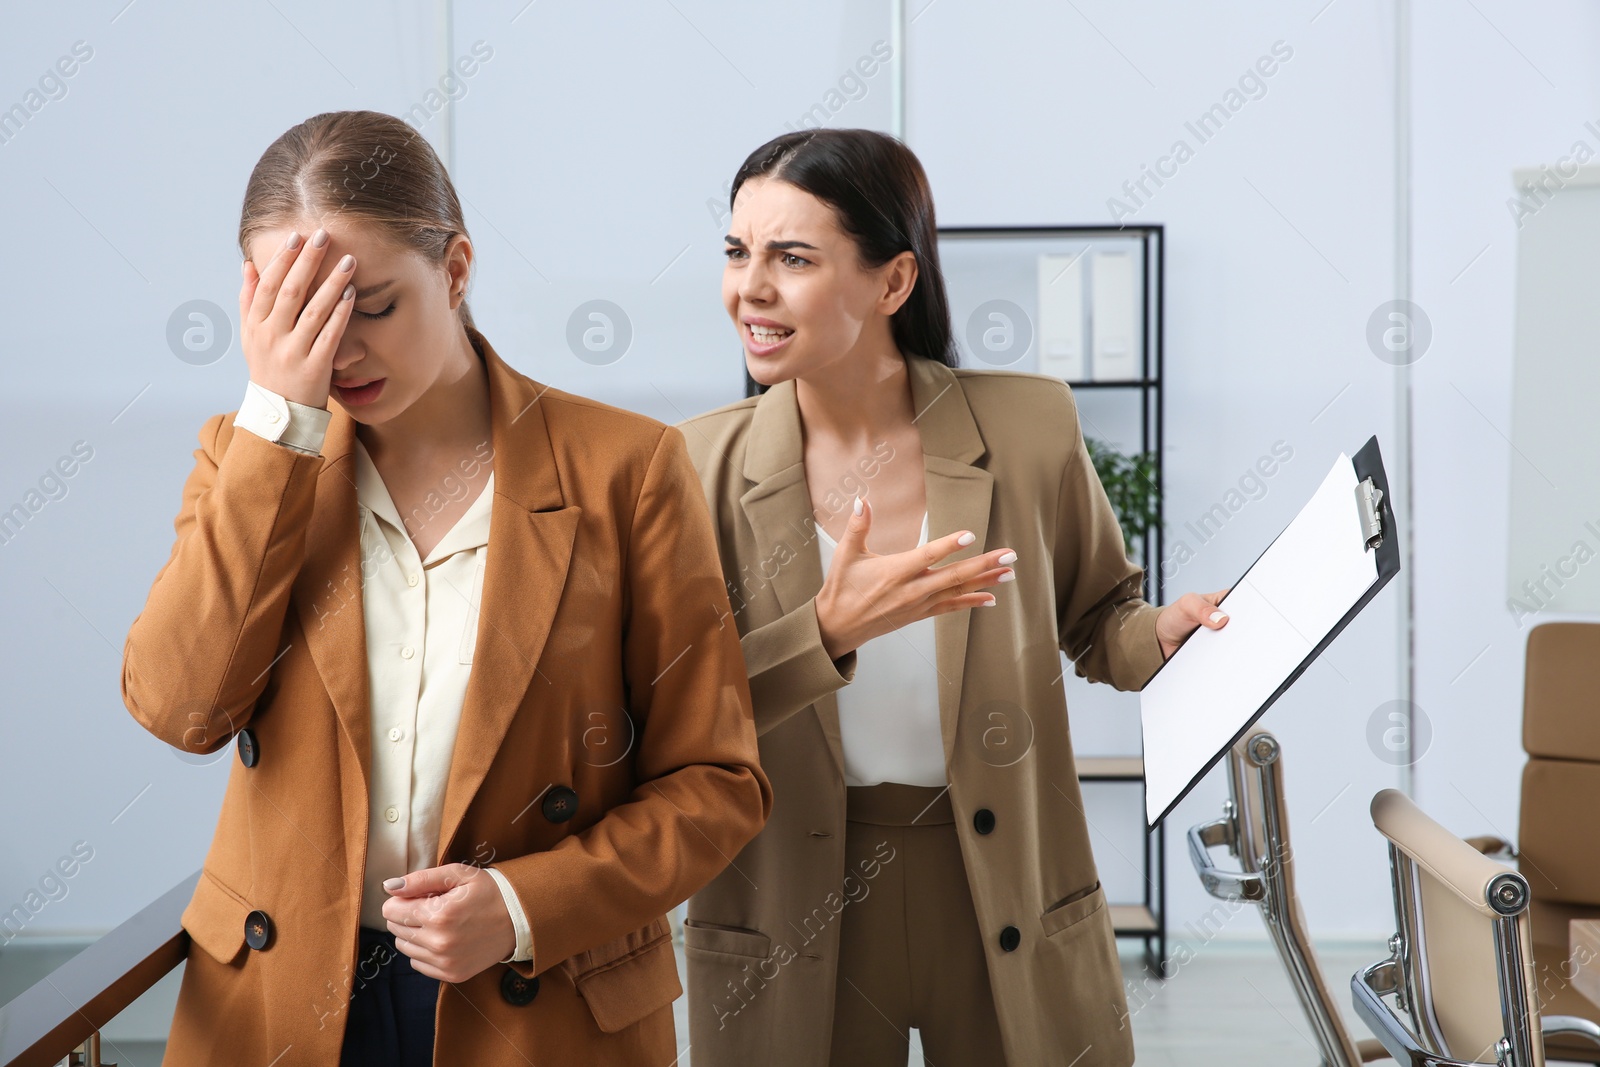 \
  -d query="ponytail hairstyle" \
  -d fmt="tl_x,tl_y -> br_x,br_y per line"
730,128 -> 956,370
237,109 -> 476,332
